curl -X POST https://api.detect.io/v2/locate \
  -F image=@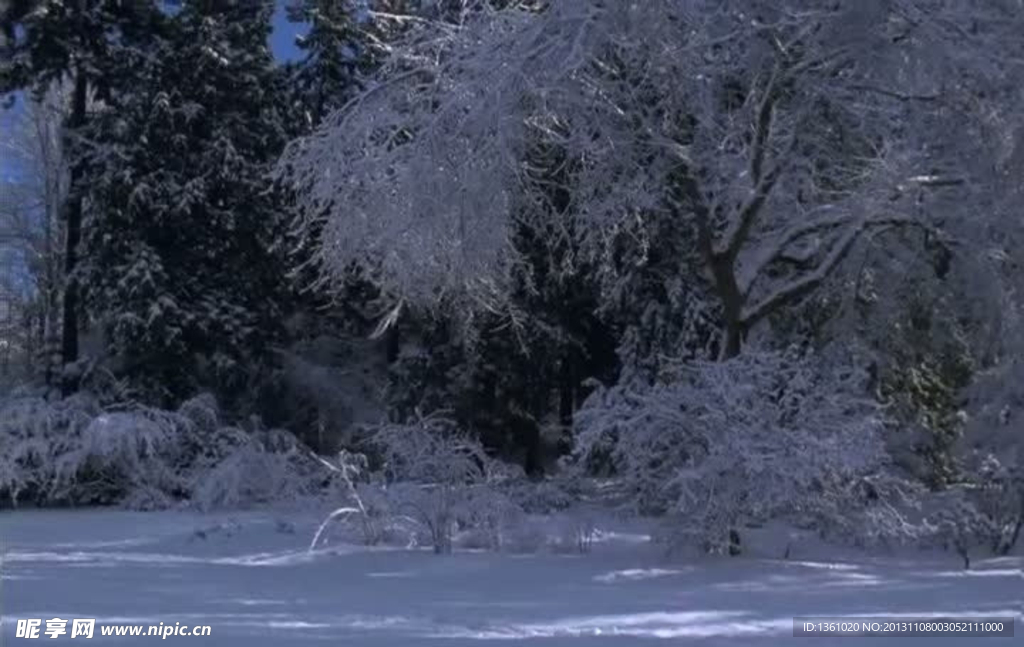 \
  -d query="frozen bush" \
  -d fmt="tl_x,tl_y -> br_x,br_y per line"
959,323 -> 1024,553
0,391 -> 327,510
457,487 -> 524,551
311,449 -> 393,548
370,413 -> 512,554
927,487 -> 997,569
0,395 -> 193,506
834,474 -> 926,550
1,395 -> 103,505
501,517 -> 549,554
980,461 -> 1024,554
177,393 -> 221,435
189,412 -> 325,511
916,457 -> 1023,561
573,352 -> 900,553
190,442 -> 318,511
549,507 -> 599,554
51,408 -> 188,505
120,483 -> 177,512
504,476 -> 576,514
